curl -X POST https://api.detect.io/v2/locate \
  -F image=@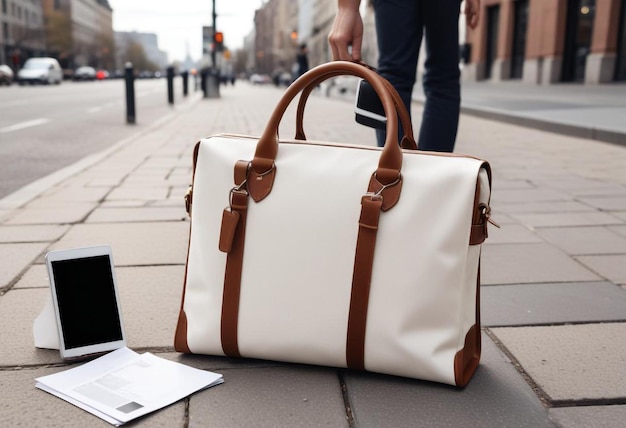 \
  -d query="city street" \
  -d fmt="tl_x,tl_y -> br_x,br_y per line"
0,78 -> 192,198
1,81 -> 625,426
